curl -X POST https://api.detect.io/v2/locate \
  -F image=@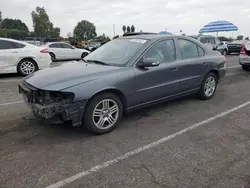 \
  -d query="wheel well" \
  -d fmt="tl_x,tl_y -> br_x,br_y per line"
87,89 -> 127,110
18,58 -> 38,69
209,70 -> 219,80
